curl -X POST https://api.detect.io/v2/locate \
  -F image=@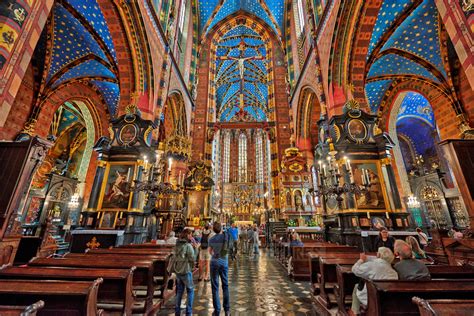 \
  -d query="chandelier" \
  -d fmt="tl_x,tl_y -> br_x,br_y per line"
313,139 -> 370,209
407,194 -> 420,208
